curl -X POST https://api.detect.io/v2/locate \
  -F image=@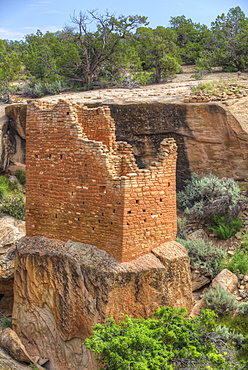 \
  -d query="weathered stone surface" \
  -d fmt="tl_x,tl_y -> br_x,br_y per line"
0,216 -> 25,313
191,271 -> 211,291
3,98 -> 248,190
12,236 -> 193,370
210,269 -> 238,294
187,229 -> 209,243
0,347 -> 31,369
0,328 -> 34,364
25,100 -> 177,262
1,104 -> 26,172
